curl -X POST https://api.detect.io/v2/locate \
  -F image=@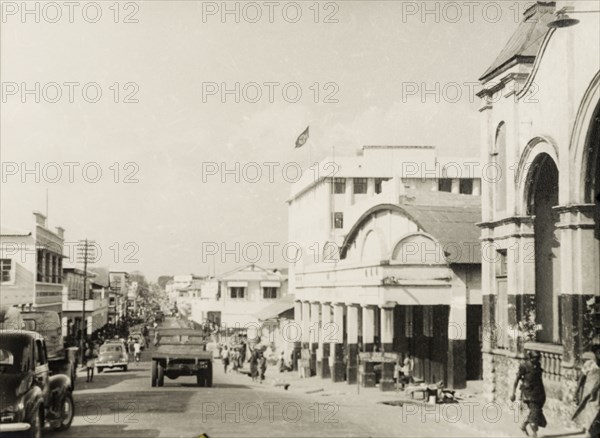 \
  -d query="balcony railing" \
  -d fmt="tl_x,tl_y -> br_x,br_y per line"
524,342 -> 563,382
